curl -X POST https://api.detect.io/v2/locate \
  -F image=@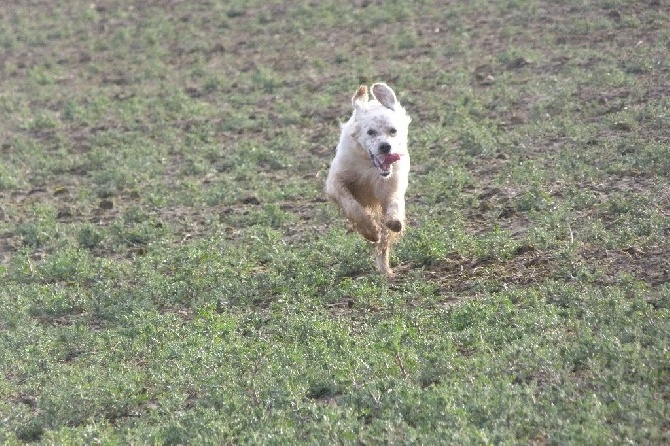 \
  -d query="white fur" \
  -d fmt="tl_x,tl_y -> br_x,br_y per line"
326,83 -> 411,276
